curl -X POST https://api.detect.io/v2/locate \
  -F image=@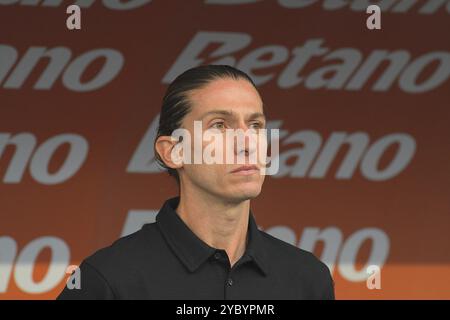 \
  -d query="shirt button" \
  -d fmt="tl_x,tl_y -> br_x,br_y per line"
227,278 -> 233,286
214,252 -> 221,260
